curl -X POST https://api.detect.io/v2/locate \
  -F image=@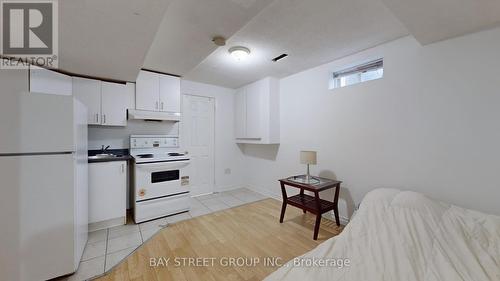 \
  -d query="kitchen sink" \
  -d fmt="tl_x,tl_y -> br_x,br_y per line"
88,154 -> 118,160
